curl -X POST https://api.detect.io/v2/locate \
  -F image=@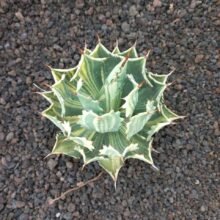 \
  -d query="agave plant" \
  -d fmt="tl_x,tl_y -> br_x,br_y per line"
39,42 -> 182,184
